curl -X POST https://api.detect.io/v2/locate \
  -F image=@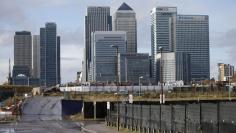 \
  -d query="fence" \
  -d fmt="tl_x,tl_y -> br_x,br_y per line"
106,101 -> 236,133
